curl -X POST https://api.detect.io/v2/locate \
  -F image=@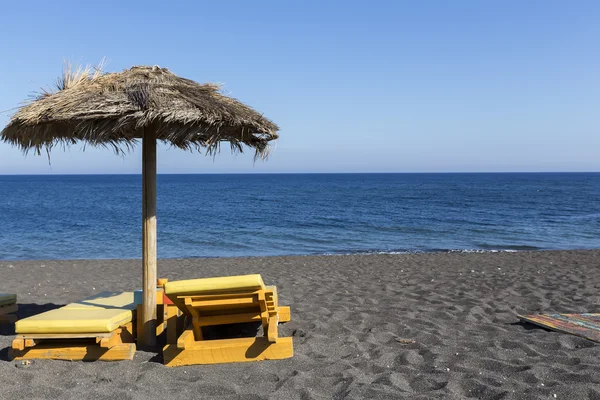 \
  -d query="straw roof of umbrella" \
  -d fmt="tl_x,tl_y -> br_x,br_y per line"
1,64 -> 279,158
